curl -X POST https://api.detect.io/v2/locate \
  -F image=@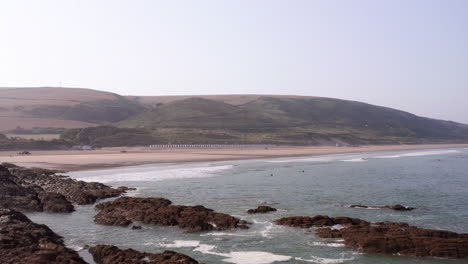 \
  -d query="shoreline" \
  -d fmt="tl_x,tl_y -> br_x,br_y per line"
1,143 -> 467,172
